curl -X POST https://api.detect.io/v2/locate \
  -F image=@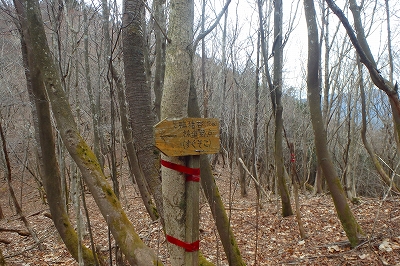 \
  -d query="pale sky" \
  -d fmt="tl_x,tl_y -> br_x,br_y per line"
108,0 -> 399,94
